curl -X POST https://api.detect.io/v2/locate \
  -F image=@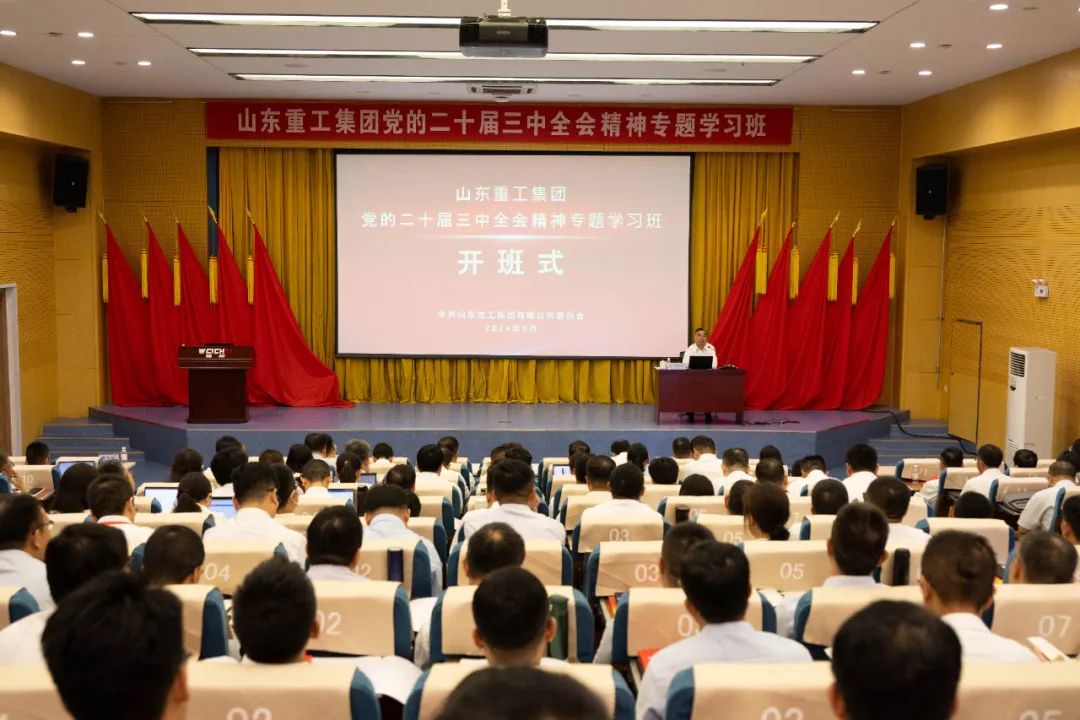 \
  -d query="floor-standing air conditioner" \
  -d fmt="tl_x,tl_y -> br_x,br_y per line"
1005,347 -> 1056,460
